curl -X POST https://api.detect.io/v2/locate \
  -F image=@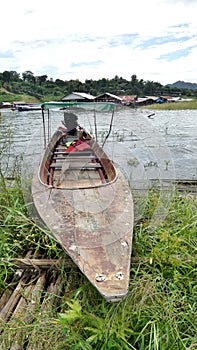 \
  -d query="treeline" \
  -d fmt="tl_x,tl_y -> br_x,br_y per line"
0,70 -> 196,103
